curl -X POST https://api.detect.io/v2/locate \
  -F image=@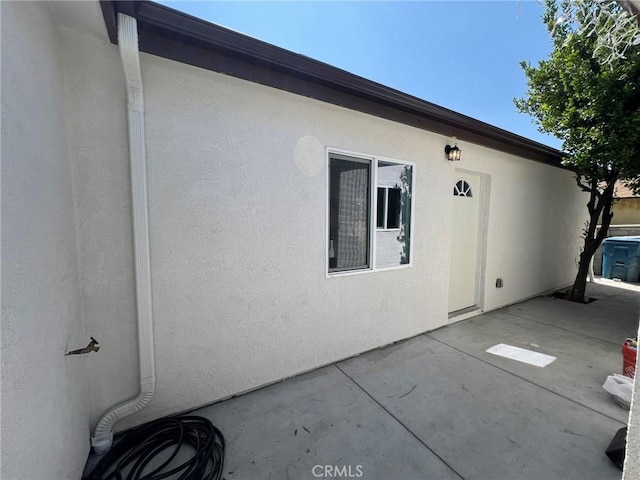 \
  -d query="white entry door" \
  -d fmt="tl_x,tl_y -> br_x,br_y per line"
448,172 -> 482,314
